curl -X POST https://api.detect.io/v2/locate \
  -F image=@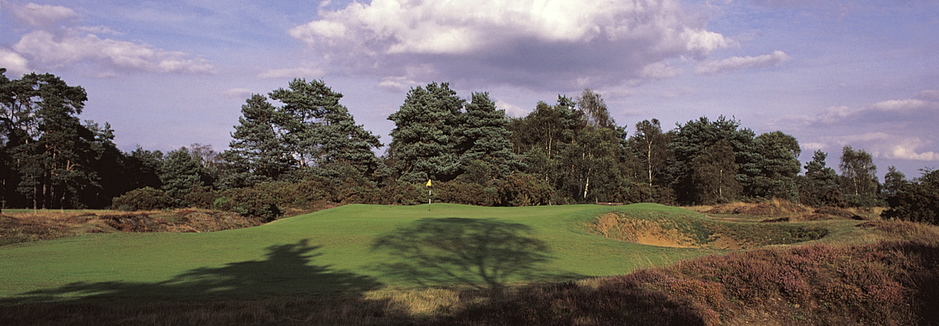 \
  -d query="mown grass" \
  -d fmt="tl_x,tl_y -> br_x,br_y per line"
0,204 -> 723,301
5,203 -> 933,325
